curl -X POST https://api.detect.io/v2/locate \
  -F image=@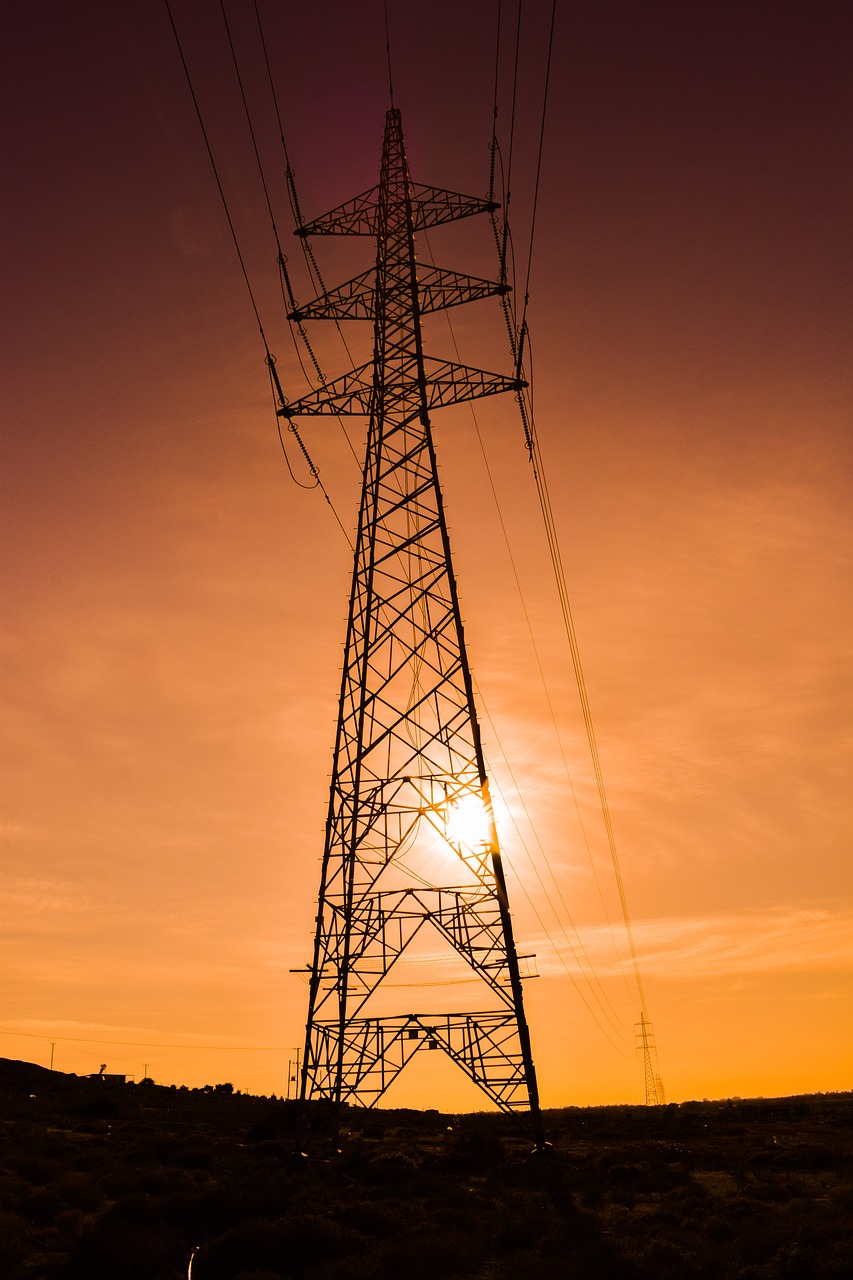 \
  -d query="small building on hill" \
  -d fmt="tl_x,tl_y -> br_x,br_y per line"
88,1063 -> 126,1084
